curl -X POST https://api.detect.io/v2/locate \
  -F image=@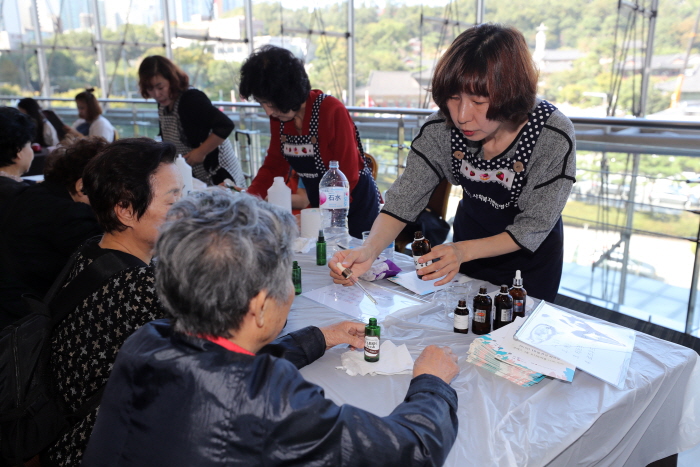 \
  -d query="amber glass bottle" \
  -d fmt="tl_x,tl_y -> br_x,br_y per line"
411,231 -> 432,279
472,286 -> 492,335
509,270 -> 527,319
453,299 -> 469,334
493,285 -> 514,330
